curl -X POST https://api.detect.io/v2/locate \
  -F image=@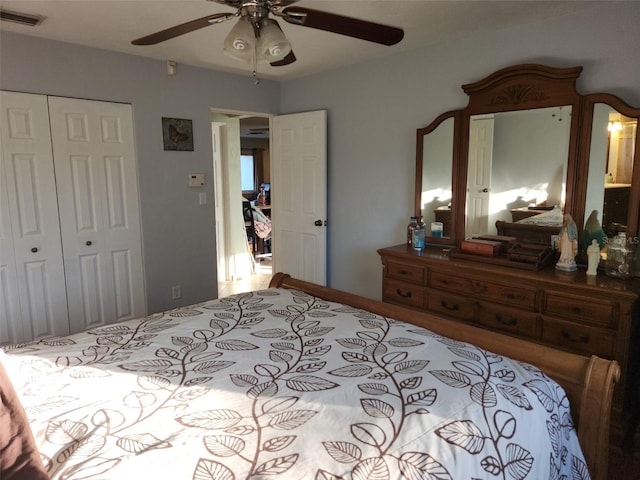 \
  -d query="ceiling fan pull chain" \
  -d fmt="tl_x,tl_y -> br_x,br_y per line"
252,43 -> 260,85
